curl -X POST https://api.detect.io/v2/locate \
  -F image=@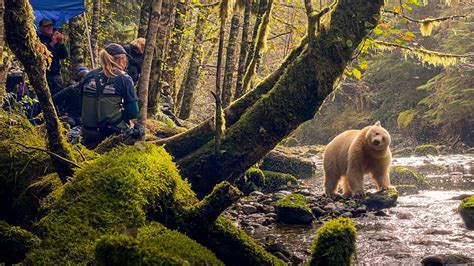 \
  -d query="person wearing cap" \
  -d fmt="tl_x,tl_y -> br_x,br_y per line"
123,38 -> 145,85
159,81 -> 183,127
37,18 -> 68,95
80,43 -> 139,148
53,66 -> 90,127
